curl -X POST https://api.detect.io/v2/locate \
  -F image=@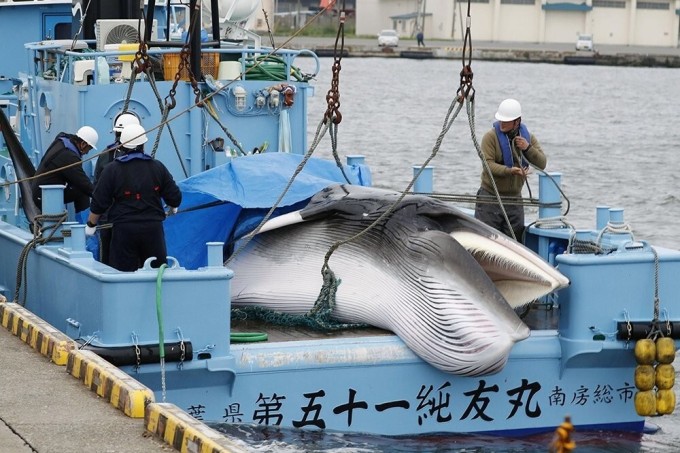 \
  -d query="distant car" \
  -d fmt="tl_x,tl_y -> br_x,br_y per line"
576,34 -> 594,51
378,29 -> 399,47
